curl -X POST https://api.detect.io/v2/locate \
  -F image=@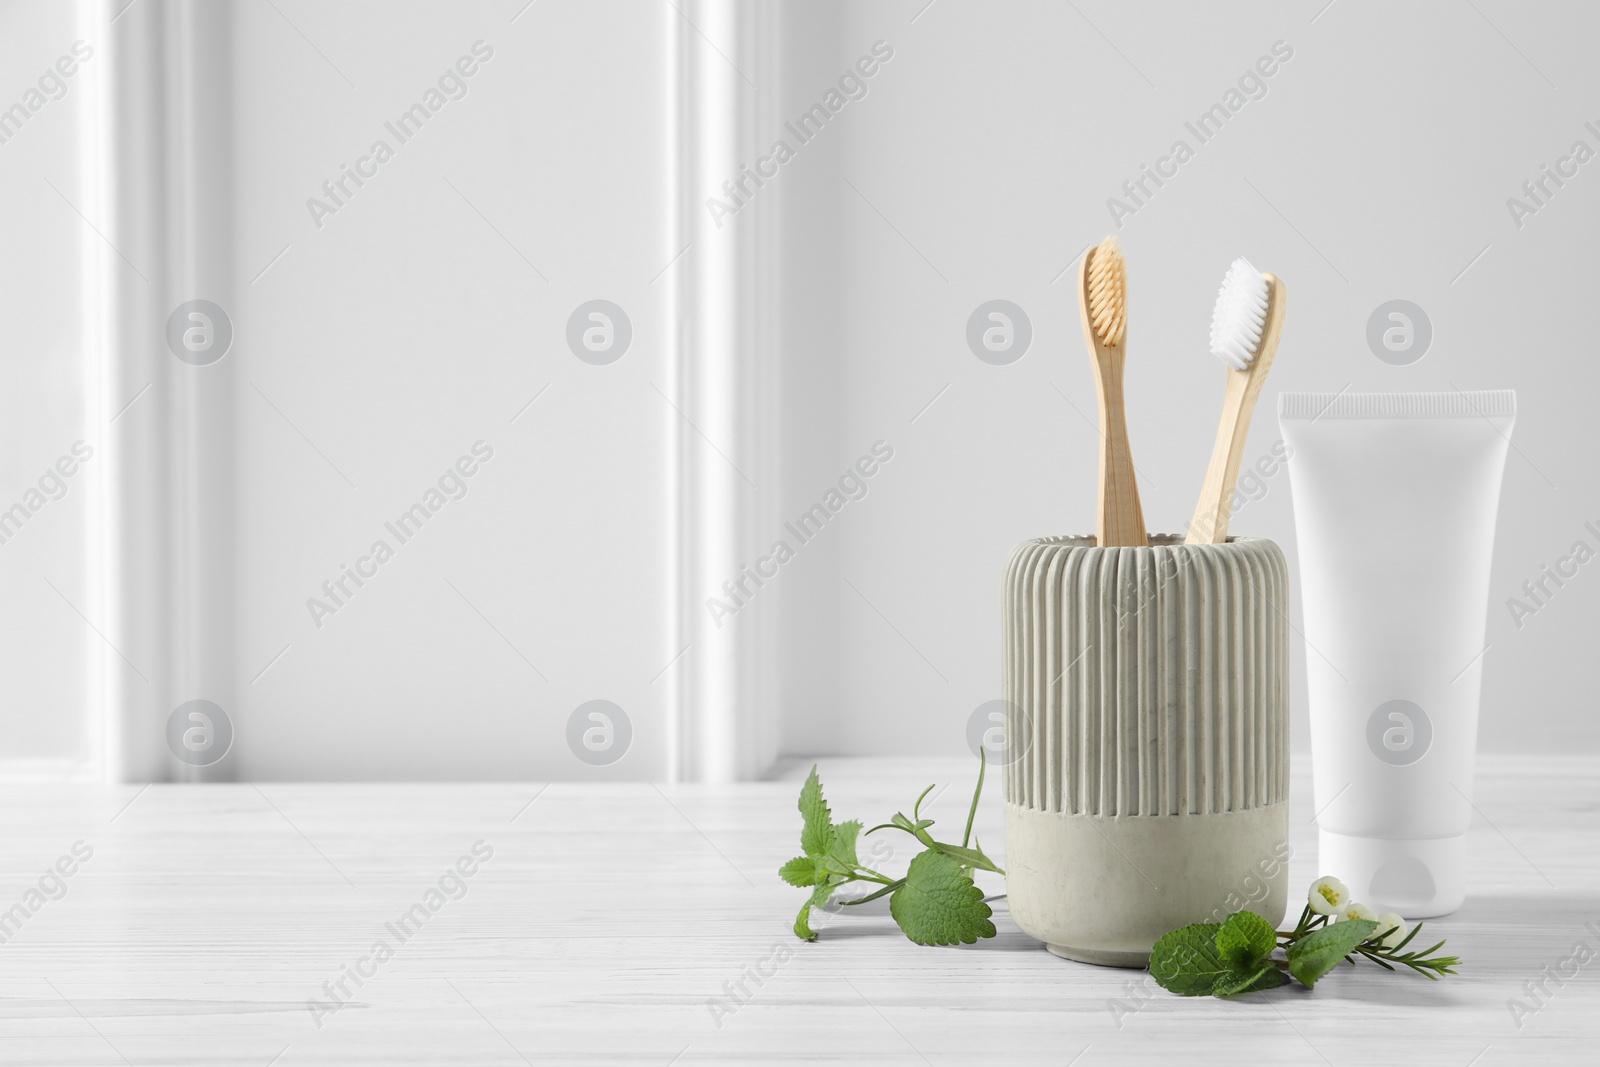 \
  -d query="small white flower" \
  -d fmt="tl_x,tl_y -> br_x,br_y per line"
1340,902 -> 1377,923
1307,875 -> 1349,917
1375,913 -> 1408,949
